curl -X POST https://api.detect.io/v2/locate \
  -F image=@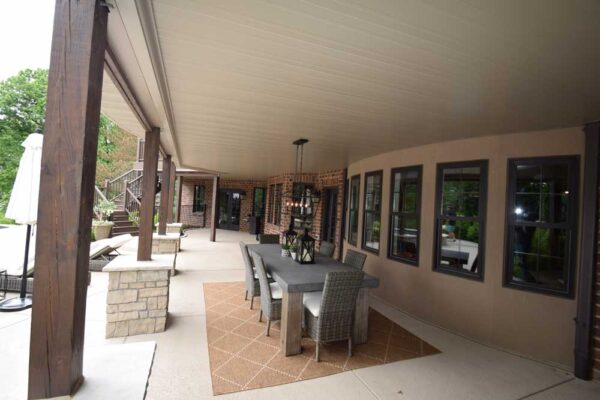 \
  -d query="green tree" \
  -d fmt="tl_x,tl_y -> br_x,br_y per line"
0,69 -> 48,211
0,68 -> 137,221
